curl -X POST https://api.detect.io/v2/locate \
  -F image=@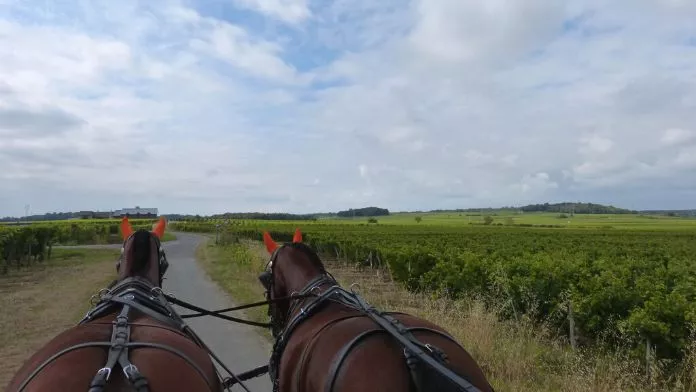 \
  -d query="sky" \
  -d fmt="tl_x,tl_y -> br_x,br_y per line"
1,0 -> 695,216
